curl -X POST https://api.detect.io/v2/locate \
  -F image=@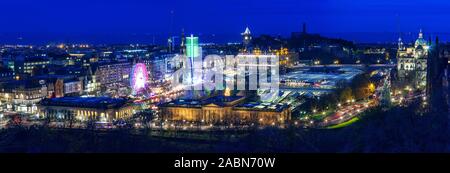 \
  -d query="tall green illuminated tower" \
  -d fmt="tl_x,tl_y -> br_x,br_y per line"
186,35 -> 199,58
184,35 -> 202,99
